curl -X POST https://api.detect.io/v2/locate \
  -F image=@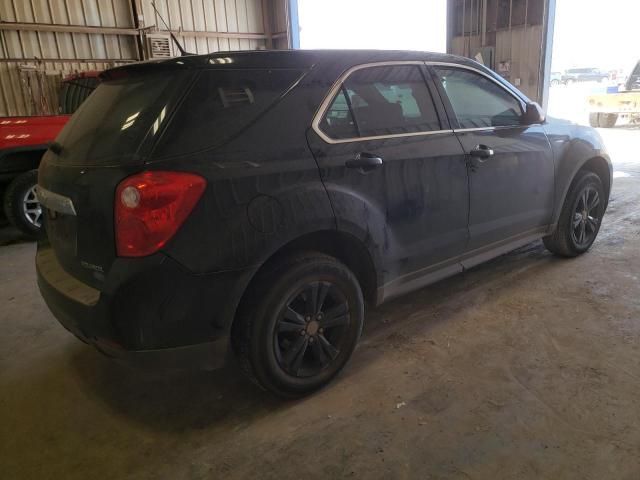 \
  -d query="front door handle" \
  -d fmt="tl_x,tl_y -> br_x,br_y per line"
469,144 -> 495,160
345,153 -> 384,170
